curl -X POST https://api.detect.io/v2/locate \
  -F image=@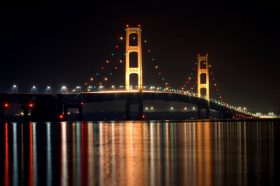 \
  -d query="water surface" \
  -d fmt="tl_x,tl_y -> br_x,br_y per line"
0,121 -> 279,185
